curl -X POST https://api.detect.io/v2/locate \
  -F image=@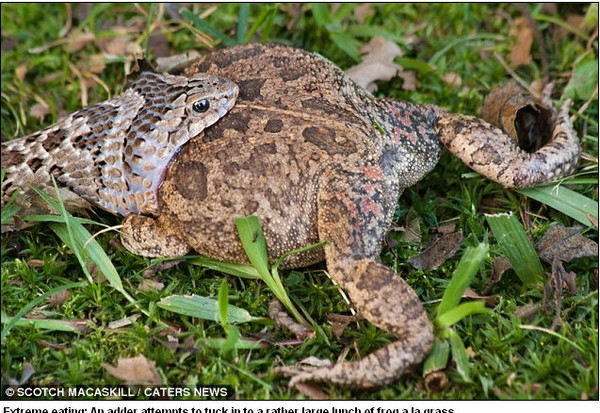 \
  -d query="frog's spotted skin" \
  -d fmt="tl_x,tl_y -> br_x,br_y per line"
1,71 -> 238,216
3,44 -> 580,389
